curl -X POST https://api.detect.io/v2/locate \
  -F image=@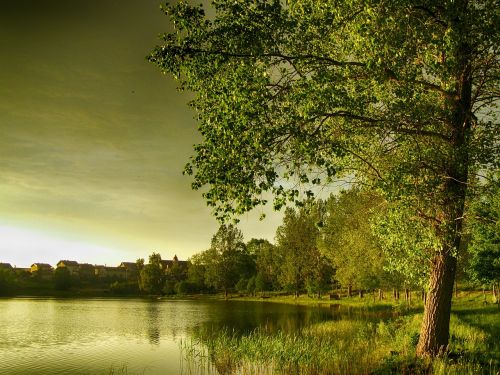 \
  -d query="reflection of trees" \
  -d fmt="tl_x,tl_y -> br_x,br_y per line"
146,303 -> 161,345
188,300 -> 395,340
